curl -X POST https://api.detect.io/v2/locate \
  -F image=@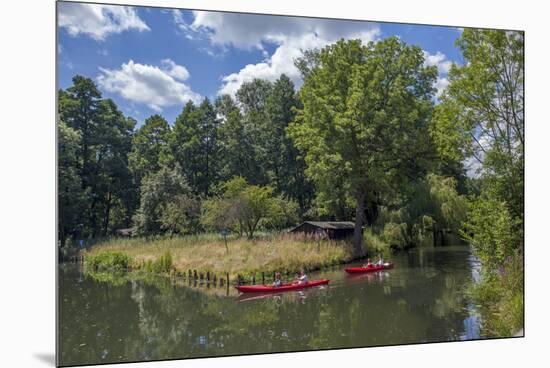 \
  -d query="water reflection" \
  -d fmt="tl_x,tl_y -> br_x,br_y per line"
59,246 -> 481,366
